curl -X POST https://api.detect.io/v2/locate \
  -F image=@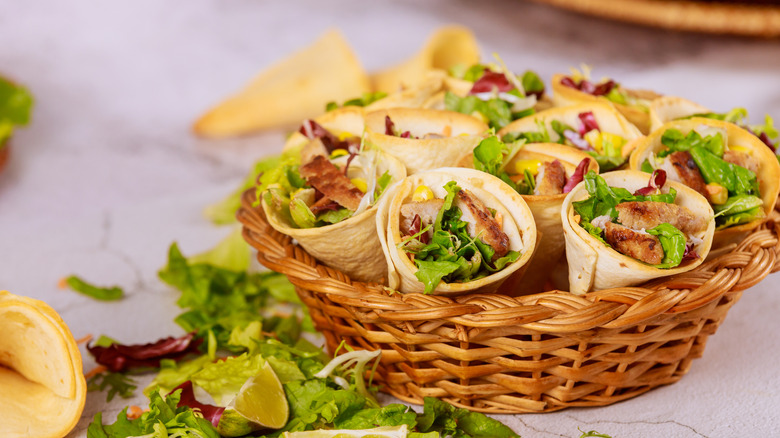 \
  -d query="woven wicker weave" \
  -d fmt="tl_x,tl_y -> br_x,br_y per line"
238,189 -> 780,413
